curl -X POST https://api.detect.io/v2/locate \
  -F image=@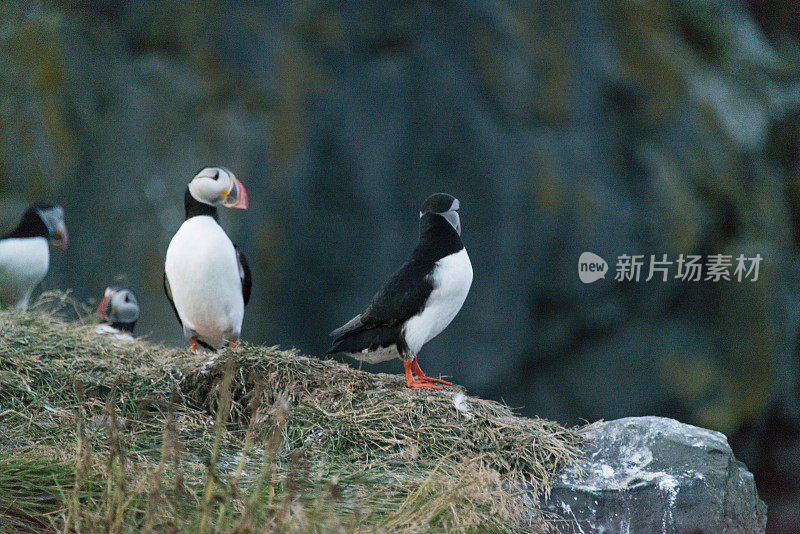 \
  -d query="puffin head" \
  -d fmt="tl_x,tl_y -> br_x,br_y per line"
96,286 -> 139,326
188,166 -> 248,209
420,193 -> 461,235
32,203 -> 69,251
